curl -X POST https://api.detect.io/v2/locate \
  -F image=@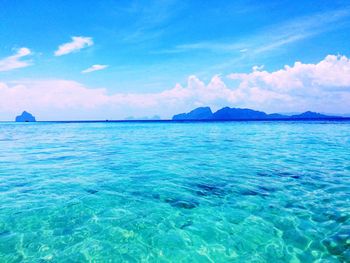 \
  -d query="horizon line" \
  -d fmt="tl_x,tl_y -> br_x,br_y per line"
5,117 -> 350,123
